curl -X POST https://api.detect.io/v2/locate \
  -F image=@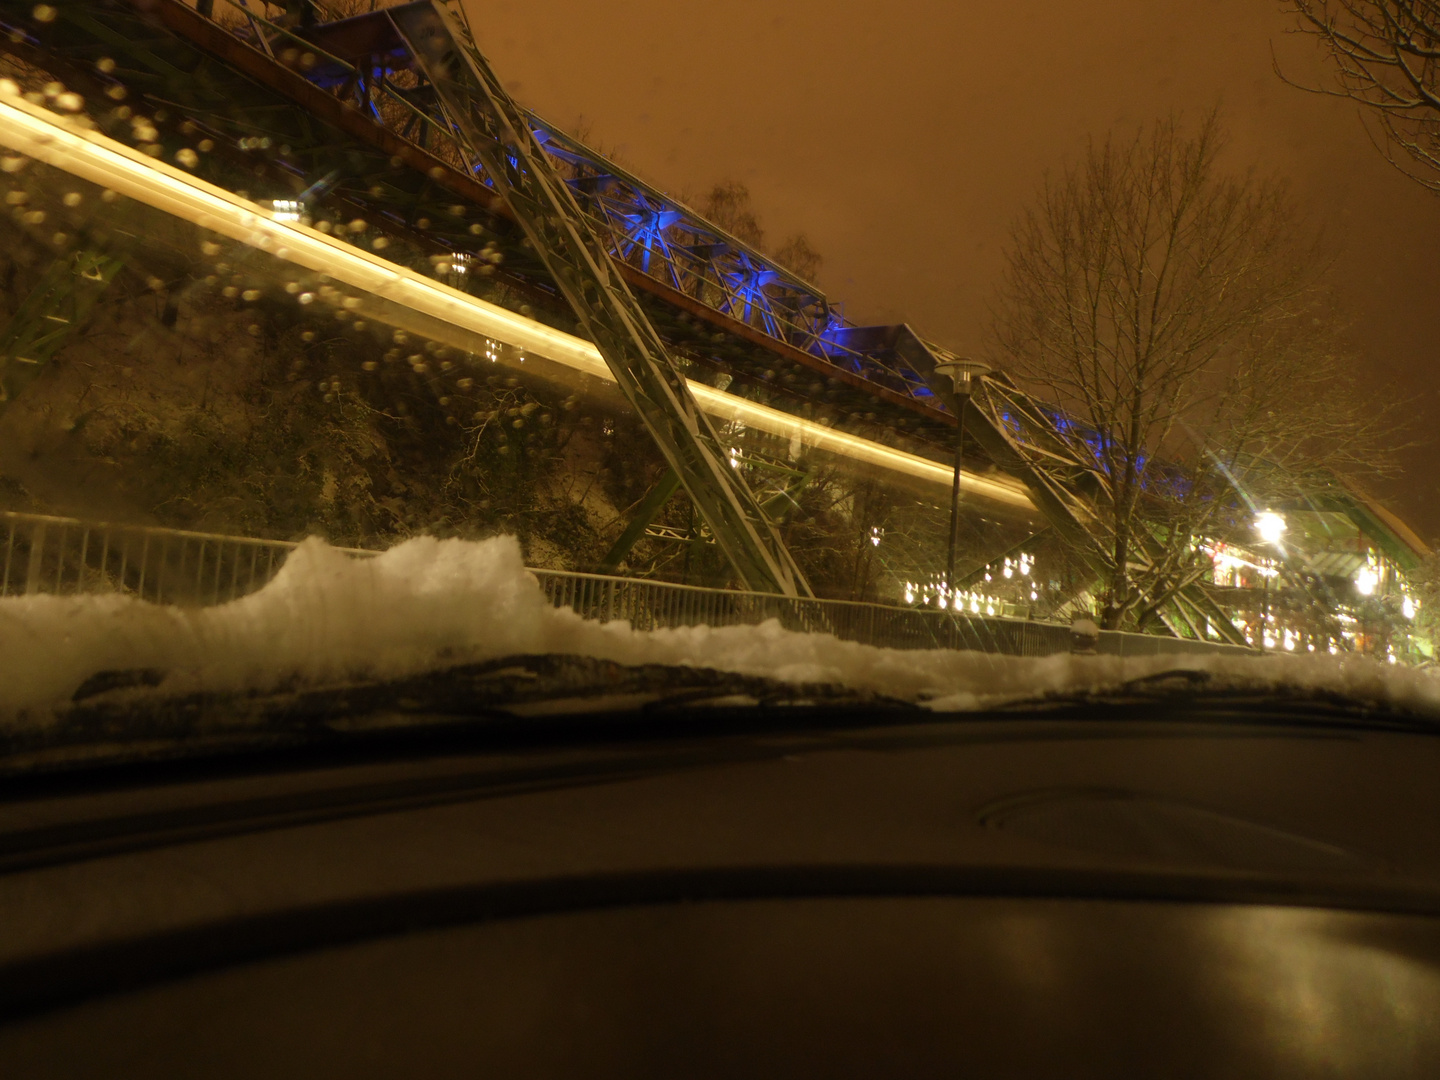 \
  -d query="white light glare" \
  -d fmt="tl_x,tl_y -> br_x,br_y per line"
271,199 -> 301,223
1253,510 -> 1286,546
1355,566 -> 1379,596
1403,595 -> 1417,620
